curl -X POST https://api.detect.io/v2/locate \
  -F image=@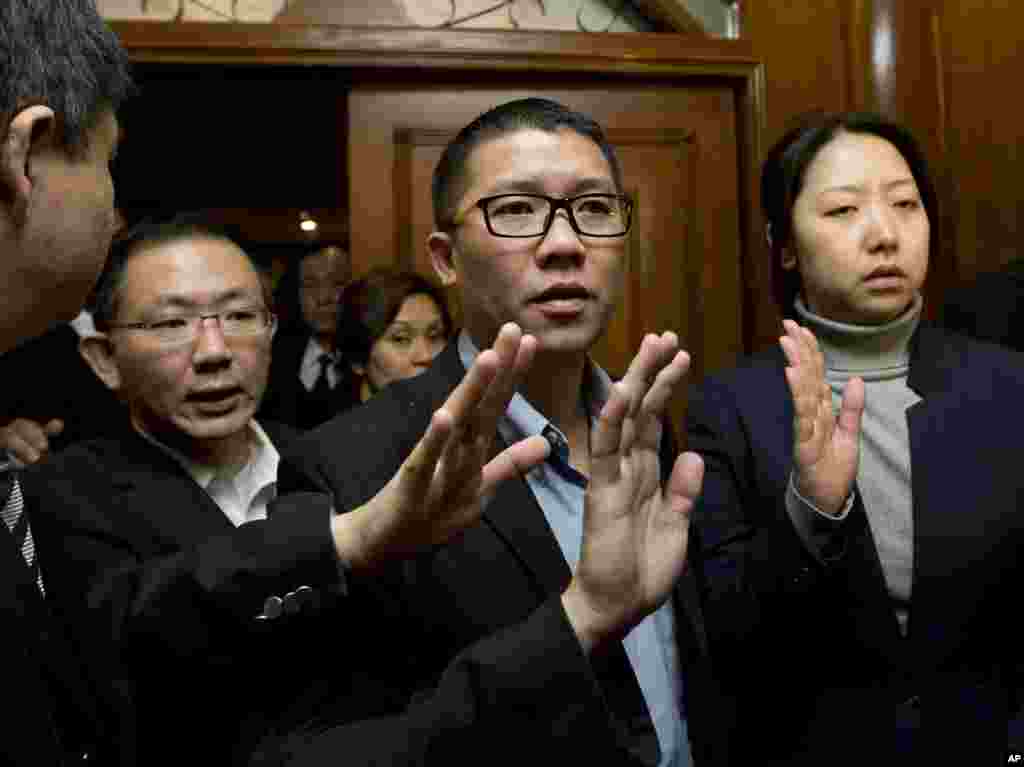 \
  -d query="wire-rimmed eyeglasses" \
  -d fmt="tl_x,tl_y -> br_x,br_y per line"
106,307 -> 276,346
